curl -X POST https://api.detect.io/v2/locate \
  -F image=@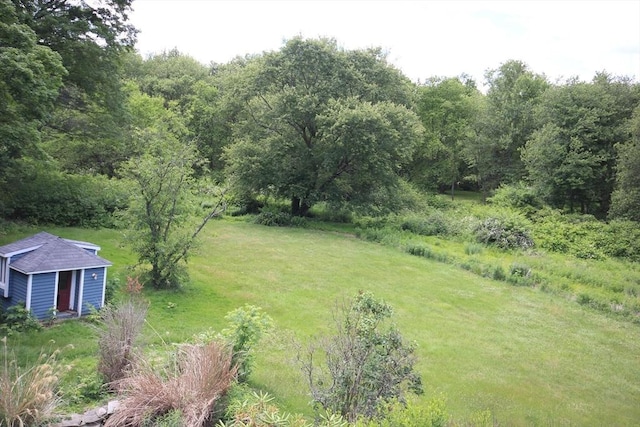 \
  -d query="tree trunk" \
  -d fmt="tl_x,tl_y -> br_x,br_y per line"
291,196 -> 311,217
